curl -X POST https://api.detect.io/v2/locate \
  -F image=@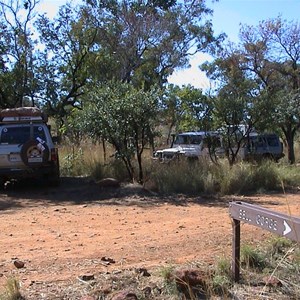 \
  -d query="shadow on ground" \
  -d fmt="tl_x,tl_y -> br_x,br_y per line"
0,176 -> 288,211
